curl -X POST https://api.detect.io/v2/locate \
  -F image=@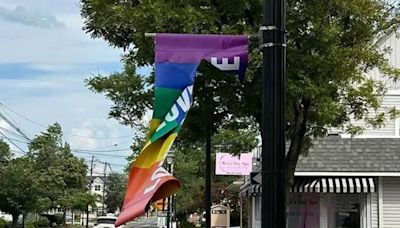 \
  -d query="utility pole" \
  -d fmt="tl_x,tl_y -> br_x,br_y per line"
260,0 -> 287,227
166,163 -> 171,228
87,155 -> 94,228
102,162 -> 108,215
